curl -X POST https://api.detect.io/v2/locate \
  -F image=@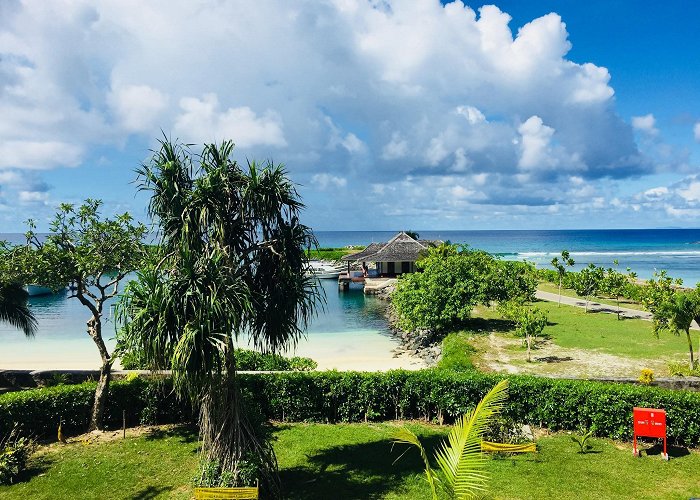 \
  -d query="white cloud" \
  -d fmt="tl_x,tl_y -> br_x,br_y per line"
518,116 -> 555,170
174,94 -> 286,148
0,141 -> 82,169
455,105 -> 486,125
311,173 -> 347,190
677,181 -> 700,202
108,83 -> 169,133
381,132 -> 408,160
0,0 -> 678,227
18,190 -> 49,204
632,114 -> 658,136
